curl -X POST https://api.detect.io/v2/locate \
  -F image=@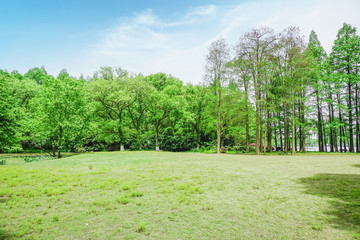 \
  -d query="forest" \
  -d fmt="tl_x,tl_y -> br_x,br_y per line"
1,23 -> 360,157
